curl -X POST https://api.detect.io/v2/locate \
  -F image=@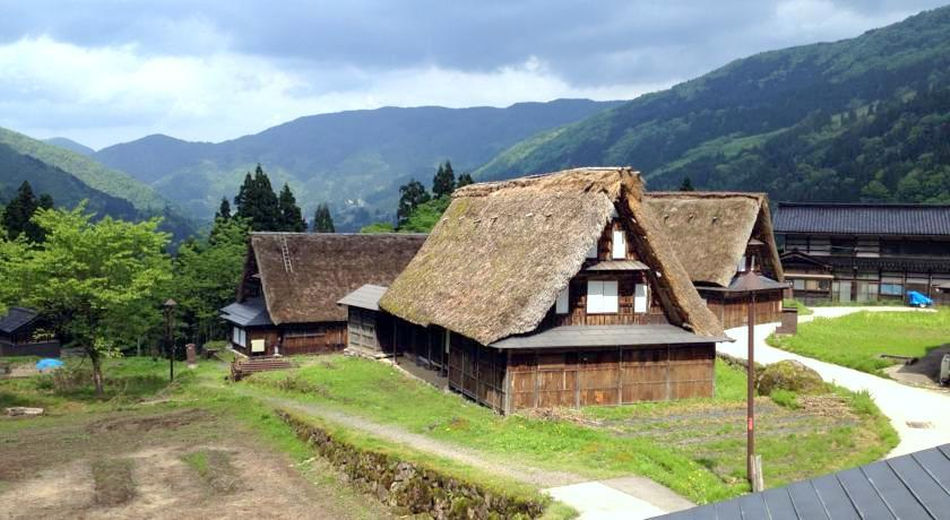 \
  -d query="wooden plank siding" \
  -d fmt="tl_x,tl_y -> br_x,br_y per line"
507,344 -> 714,412
231,322 -> 346,357
702,289 -> 784,329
